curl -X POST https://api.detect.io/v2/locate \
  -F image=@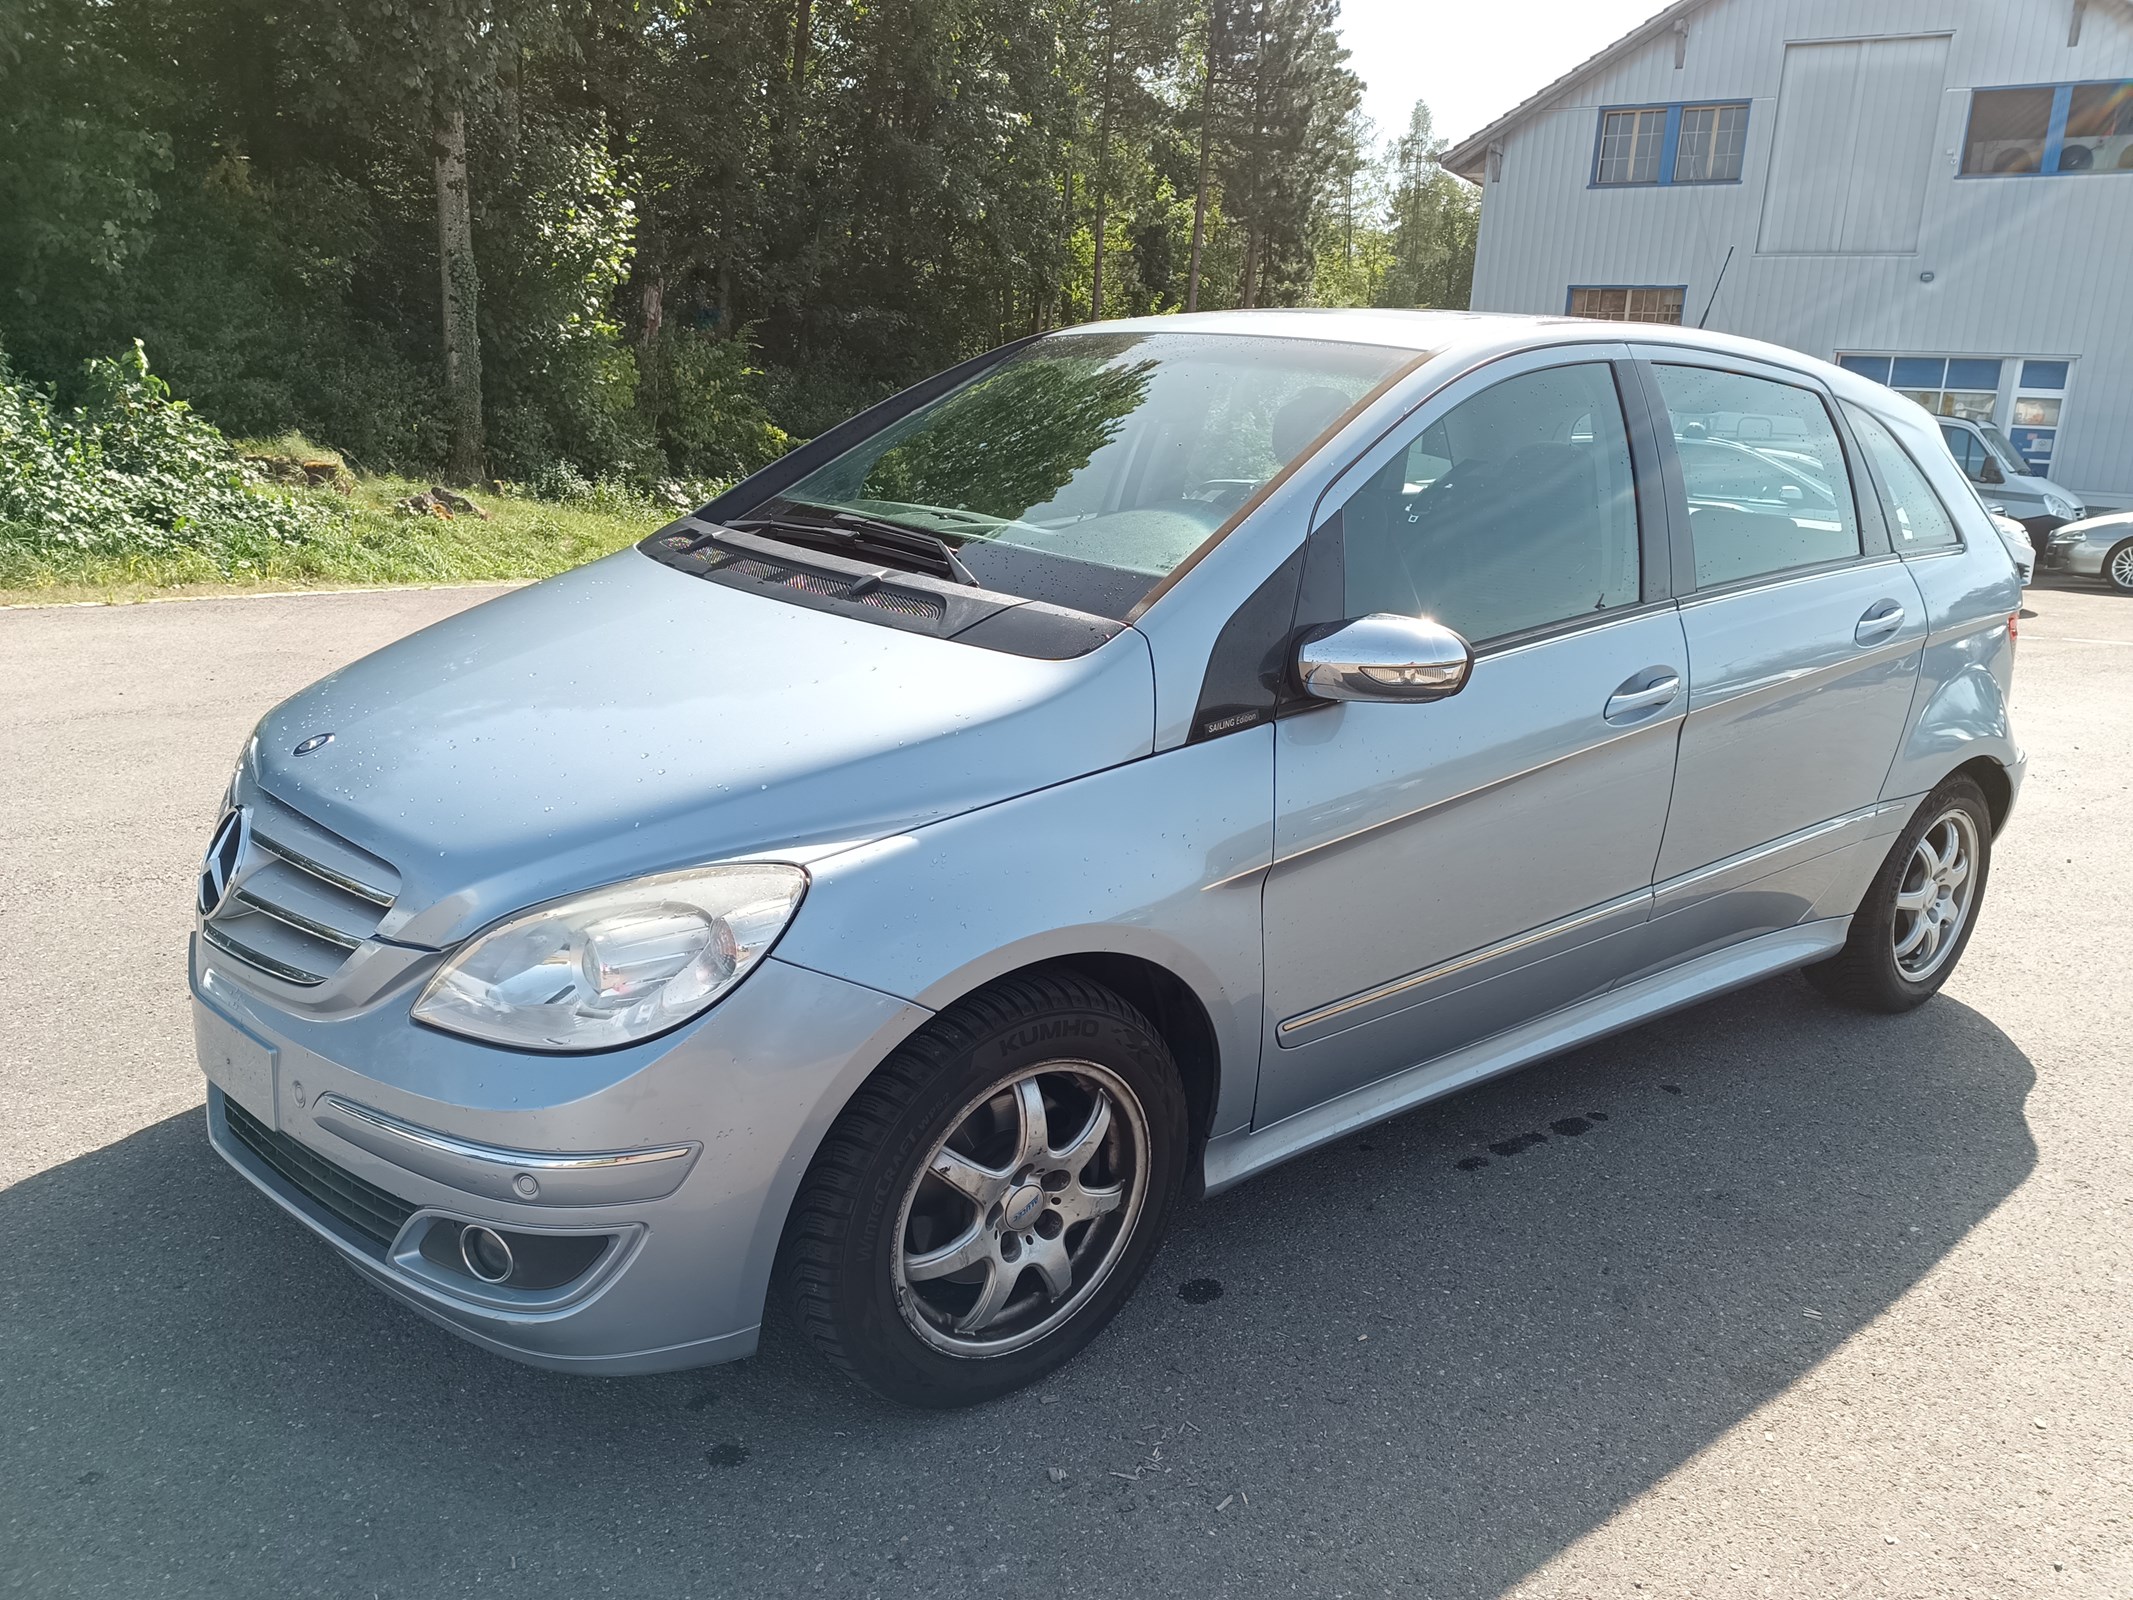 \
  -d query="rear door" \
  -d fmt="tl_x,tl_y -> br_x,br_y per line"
1628,349 -> 1925,973
1255,346 -> 1687,1128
